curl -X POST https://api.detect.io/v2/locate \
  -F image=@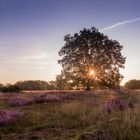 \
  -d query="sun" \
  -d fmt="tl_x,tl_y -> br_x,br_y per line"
89,70 -> 95,76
